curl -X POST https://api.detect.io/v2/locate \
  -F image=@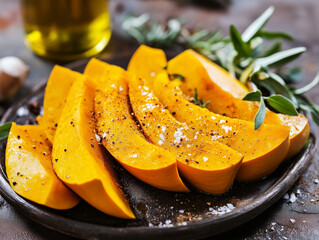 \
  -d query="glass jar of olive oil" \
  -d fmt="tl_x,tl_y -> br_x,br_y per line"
20,0 -> 111,61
